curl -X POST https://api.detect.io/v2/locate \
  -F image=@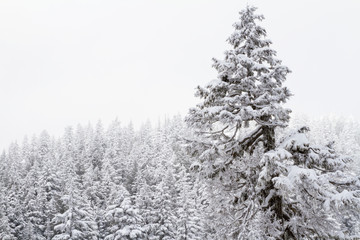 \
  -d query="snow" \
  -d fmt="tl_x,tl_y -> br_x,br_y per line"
1,5 -> 359,240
